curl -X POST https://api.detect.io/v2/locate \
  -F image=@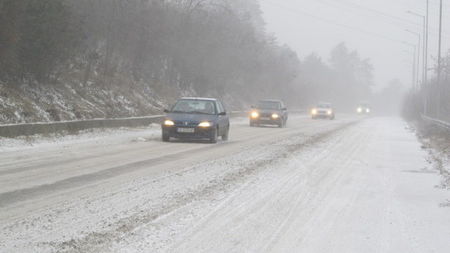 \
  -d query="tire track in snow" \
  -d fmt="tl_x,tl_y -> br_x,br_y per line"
51,122 -> 359,253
